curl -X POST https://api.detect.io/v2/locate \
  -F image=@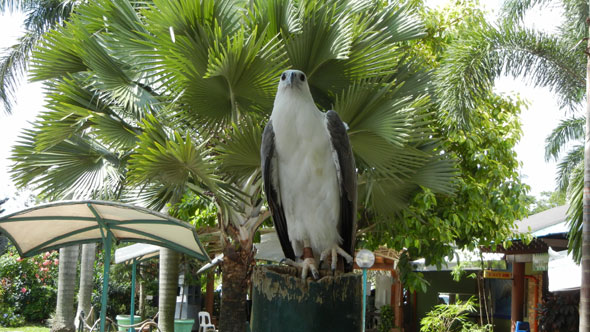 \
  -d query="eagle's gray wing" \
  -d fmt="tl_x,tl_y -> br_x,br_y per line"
326,110 -> 357,271
261,121 -> 296,261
